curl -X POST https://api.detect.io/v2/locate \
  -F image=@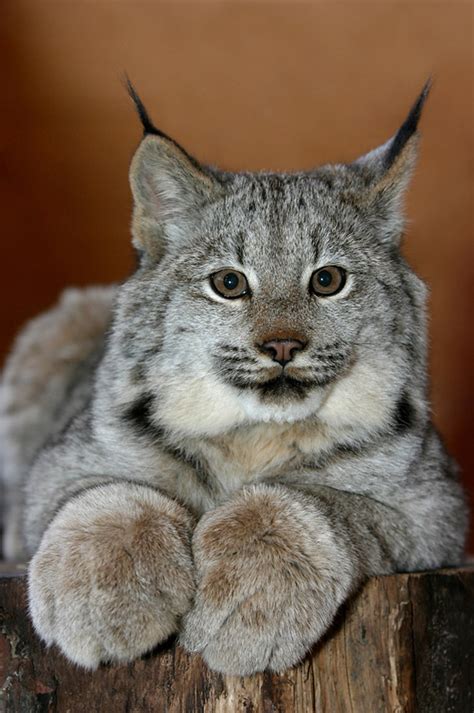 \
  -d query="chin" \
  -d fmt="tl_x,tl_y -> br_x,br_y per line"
238,386 -> 326,425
